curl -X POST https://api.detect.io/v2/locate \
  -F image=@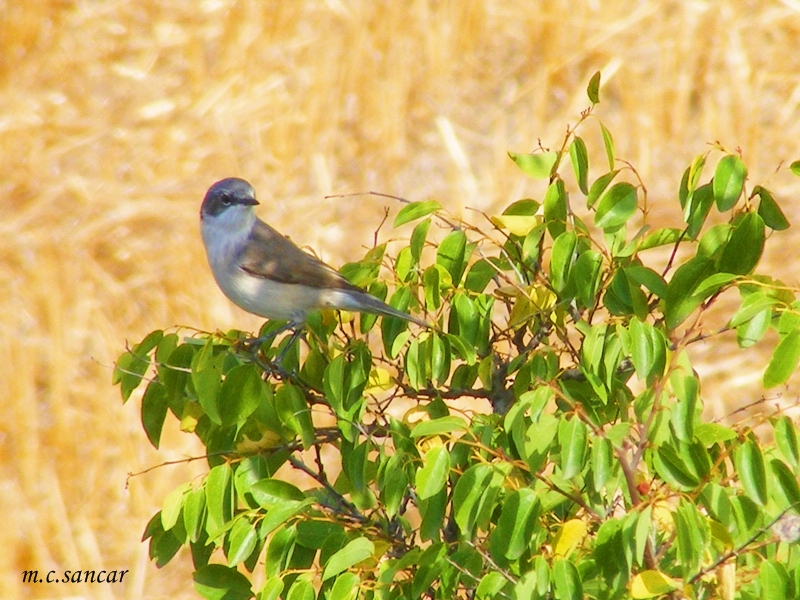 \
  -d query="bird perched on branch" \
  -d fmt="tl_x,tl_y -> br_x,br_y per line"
200,177 -> 428,334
